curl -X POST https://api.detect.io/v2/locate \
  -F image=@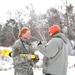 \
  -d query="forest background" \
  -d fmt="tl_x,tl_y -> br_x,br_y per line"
0,0 -> 75,55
